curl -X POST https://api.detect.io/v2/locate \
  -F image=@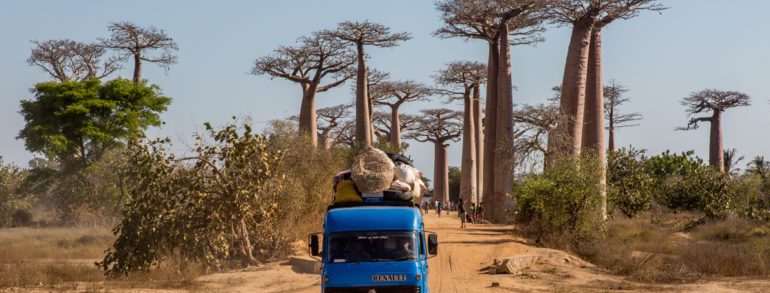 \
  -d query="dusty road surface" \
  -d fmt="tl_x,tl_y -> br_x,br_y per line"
200,210 -> 770,292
